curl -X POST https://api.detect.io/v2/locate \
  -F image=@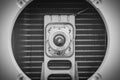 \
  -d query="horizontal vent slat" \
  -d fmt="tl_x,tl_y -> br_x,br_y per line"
75,52 -> 105,56
77,62 -> 101,66
20,34 -> 44,37
20,47 -> 44,50
19,25 -> 44,29
75,57 -> 104,61
19,58 -> 44,61
76,61 -> 102,63
75,24 -> 105,29
20,23 -> 43,26
21,50 -> 44,53
21,56 -> 44,58
76,30 -> 105,34
75,50 -> 105,52
79,77 -> 88,79
75,45 -> 105,47
78,73 -> 94,77
27,74 -> 41,77
21,52 -> 44,56
23,66 -> 42,69
78,68 -> 97,72
20,40 -> 44,42
20,31 -> 44,34
20,45 -> 44,47
25,72 -> 41,74
75,41 -> 105,45
21,63 -> 42,66
20,29 -> 43,31
76,28 -> 104,31
76,17 -> 101,20
21,42 -> 44,45
20,18 -> 43,21
76,19 -> 102,24
75,46 -> 106,50
22,68 -> 41,72
75,55 -> 104,57
76,36 -> 106,39
22,61 -> 43,63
